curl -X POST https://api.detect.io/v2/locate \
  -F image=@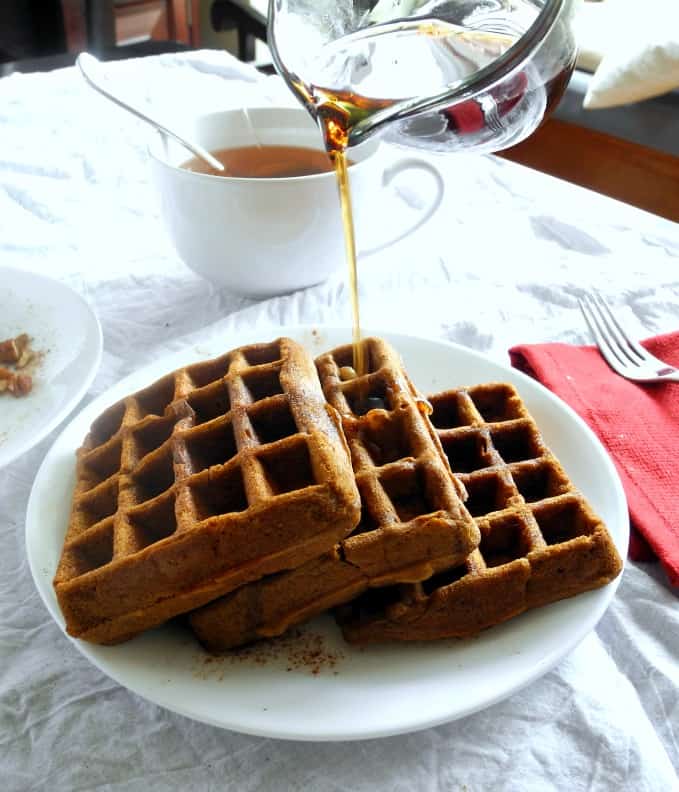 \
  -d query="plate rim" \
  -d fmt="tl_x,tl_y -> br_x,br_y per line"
25,324 -> 628,740
0,266 -> 103,468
